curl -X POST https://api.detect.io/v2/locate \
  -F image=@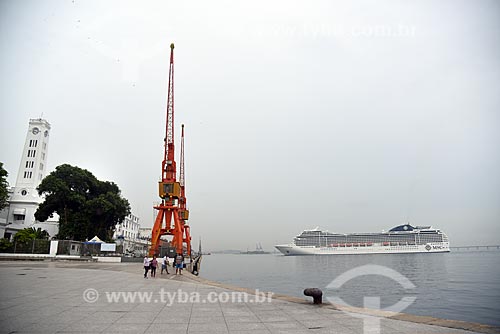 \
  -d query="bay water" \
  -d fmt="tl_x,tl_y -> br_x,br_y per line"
200,250 -> 500,326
